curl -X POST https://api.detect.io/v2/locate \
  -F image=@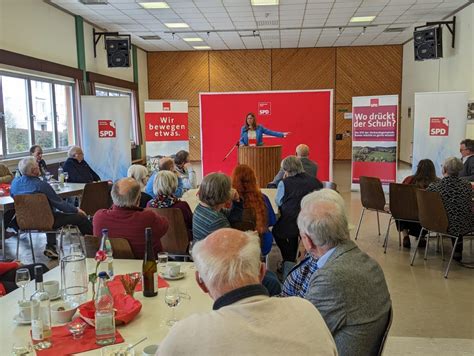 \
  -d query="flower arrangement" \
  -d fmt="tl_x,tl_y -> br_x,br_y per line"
119,273 -> 141,297
89,249 -> 108,300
